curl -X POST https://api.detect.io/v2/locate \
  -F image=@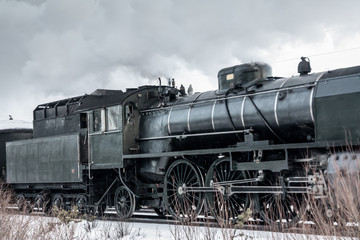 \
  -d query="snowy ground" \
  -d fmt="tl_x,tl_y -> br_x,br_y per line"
50,218 -> 355,240
1,212 -> 356,240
